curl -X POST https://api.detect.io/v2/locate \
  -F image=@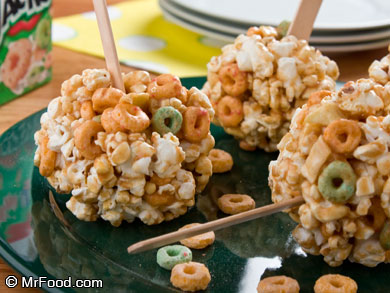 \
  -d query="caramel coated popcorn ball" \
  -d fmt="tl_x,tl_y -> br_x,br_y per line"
202,26 -> 339,152
34,69 -> 215,226
269,76 -> 390,267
